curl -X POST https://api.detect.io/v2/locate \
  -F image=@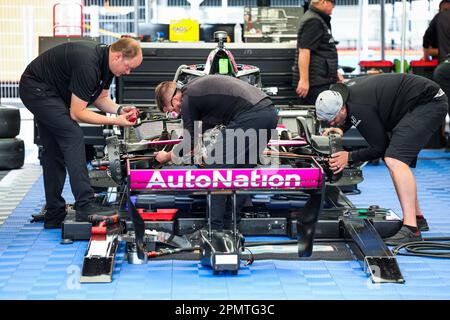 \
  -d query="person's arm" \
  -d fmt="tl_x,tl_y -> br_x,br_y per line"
296,19 -> 323,98
68,67 -> 133,125
348,106 -> 389,163
329,107 -> 388,172
297,49 -> 311,98
322,127 -> 343,136
93,89 -> 140,120
69,93 -> 134,126
156,97 -> 198,164
93,89 -> 120,114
